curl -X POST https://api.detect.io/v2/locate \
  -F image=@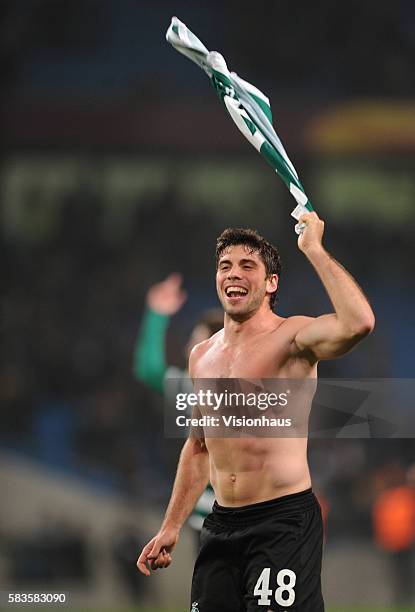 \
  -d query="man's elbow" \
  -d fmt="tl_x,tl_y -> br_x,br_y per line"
348,313 -> 375,340
185,436 -> 208,456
